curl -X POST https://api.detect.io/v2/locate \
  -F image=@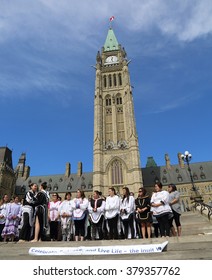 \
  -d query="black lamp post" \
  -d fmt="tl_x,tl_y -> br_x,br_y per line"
181,151 -> 203,202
